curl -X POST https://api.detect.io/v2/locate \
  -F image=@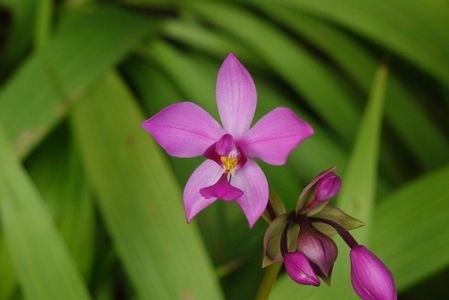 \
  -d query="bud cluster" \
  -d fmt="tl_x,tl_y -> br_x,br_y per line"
263,167 -> 397,300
